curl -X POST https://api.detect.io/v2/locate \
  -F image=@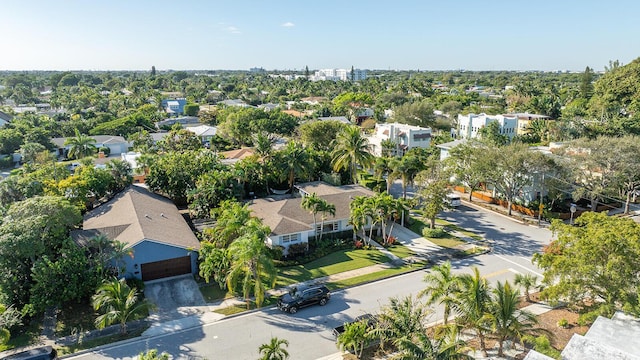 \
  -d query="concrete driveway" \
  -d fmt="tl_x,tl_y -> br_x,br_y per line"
144,274 -> 207,322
